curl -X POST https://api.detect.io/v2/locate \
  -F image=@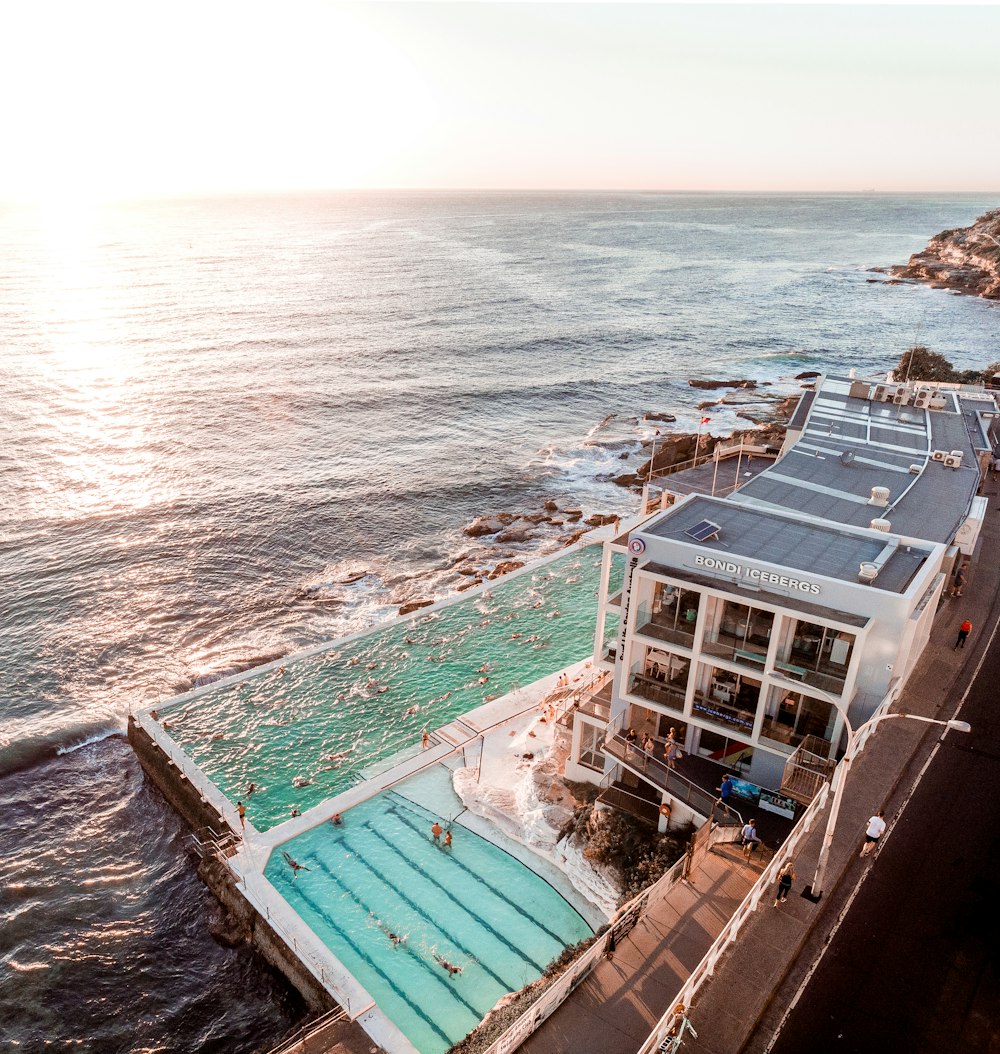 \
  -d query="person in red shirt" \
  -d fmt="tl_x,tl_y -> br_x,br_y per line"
955,618 -> 972,649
